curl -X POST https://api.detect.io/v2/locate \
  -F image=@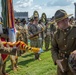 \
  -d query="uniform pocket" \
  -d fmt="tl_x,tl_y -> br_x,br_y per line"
67,35 -> 76,49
